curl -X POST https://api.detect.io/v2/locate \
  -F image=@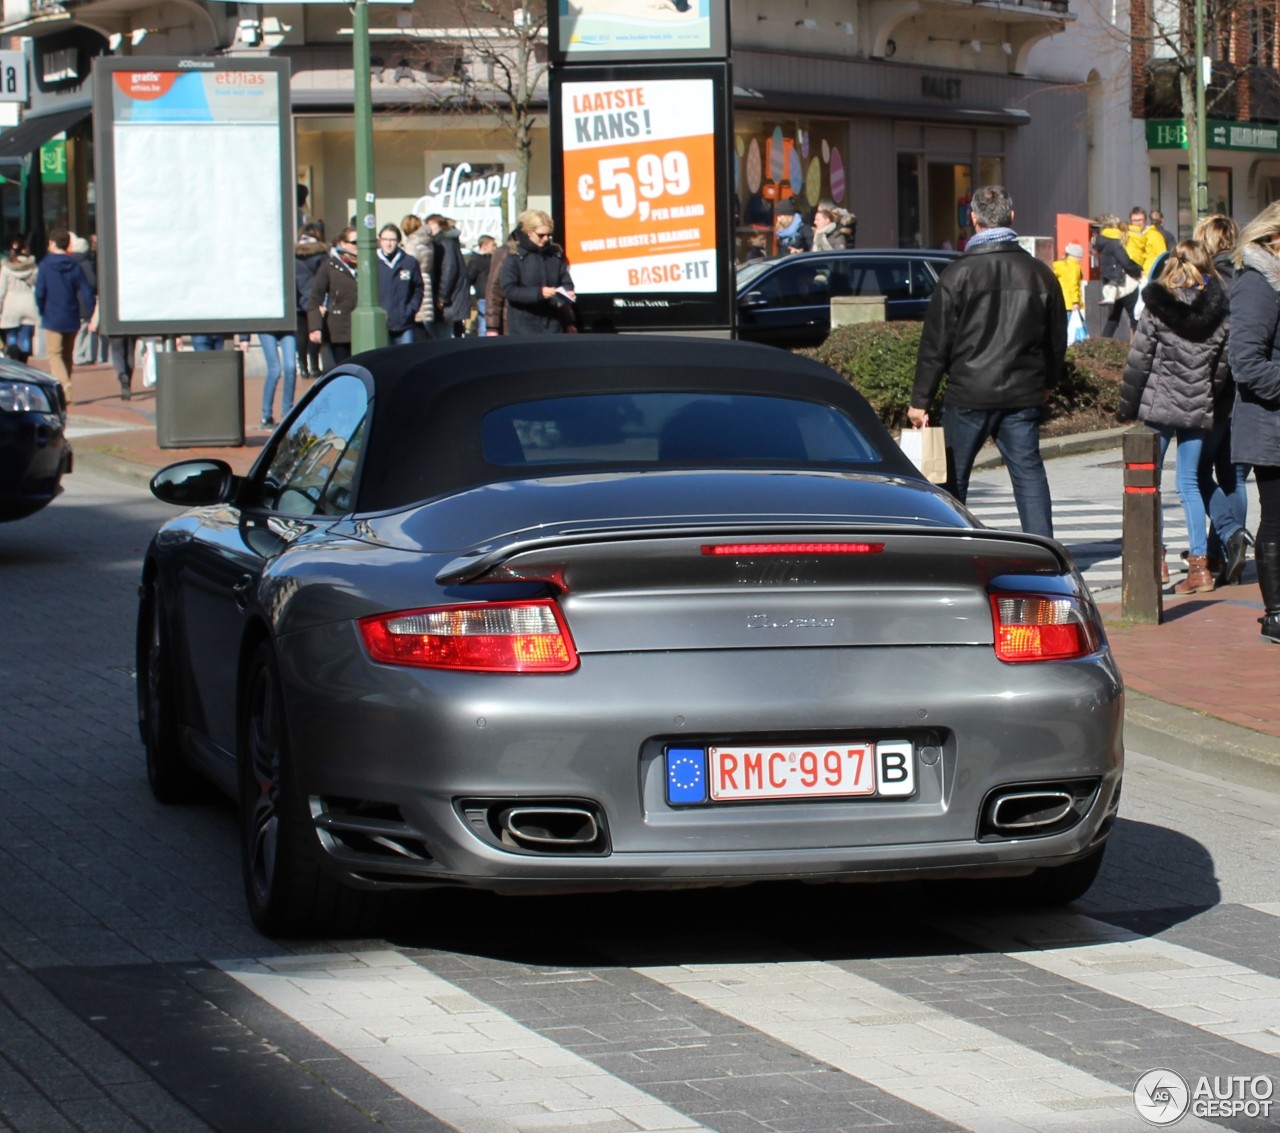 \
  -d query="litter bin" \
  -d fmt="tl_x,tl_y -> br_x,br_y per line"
155,349 -> 245,449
